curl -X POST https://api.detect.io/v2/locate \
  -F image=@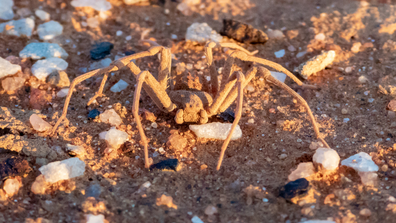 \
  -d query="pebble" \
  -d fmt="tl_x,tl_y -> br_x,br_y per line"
35,9 -> 50,21
343,118 -> 350,123
156,194 -> 178,209
309,141 -> 324,150
279,154 -> 288,160
341,152 -> 379,173
31,175 -> 49,194
47,70 -> 70,87
3,176 -> 22,197
279,178 -> 310,201
341,108 -> 348,114
167,134 -> 188,150
89,58 -> 112,70
71,0 -> 112,11
66,144 -> 85,156
0,0 -> 14,20
86,183 -> 102,198
359,208 -> 371,217
204,205 -> 218,215
125,35 -> 132,41
87,17 -> 99,28
388,196 -> 396,203
39,157 -> 86,183
124,0 -> 148,4
358,75 -> 369,83
19,42 -> 69,60
351,42 -> 361,53
275,49 -> 285,58
313,148 -> 340,171
99,109 -> 122,126
288,162 -> 315,181
1,76 -> 25,92
345,67 -> 353,73
150,159 -> 178,171
116,30 -> 123,36
0,18 -> 35,37
381,164 -> 389,172
185,23 -> 222,43
30,114 -> 52,132
270,71 -> 287,83
315,33 -> 326,41
189,122 -> 242,140
32,58 -> 68,81
57,88 -> 69,98
358,171 -> 378,186
288,45 -> 296,52
191,216 -> 204,223
37,21 -> 63,40
296,51 -> 336,79
30,88 -> 52,109
387,100 -> 396,111
0,57 -> 21,79
85,214 -> 105,223
296,51 -> 307,58
90,42 -> 114,60
110,79 -> 129,92
88,109 -> 100,119
99,128 -> 128,149
16,8 -> 32,18
267,29 -> 284,39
